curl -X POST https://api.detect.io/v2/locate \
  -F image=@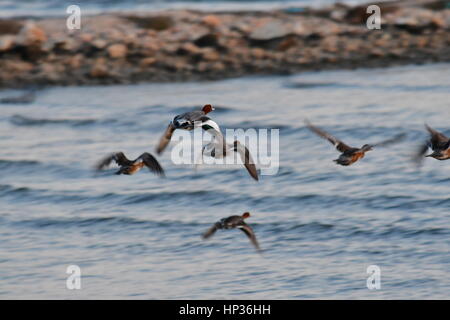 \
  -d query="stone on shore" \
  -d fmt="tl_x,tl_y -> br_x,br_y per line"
202,15 -> 222,28
107,43 -> 127,59
90,58 -> 109,78
16,23 -> 47,47
126,15 -> 174,31
0,20 -> 22,35
249,21 -> 290,41
140,57 -> 157,67
0,35 -> 15,52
